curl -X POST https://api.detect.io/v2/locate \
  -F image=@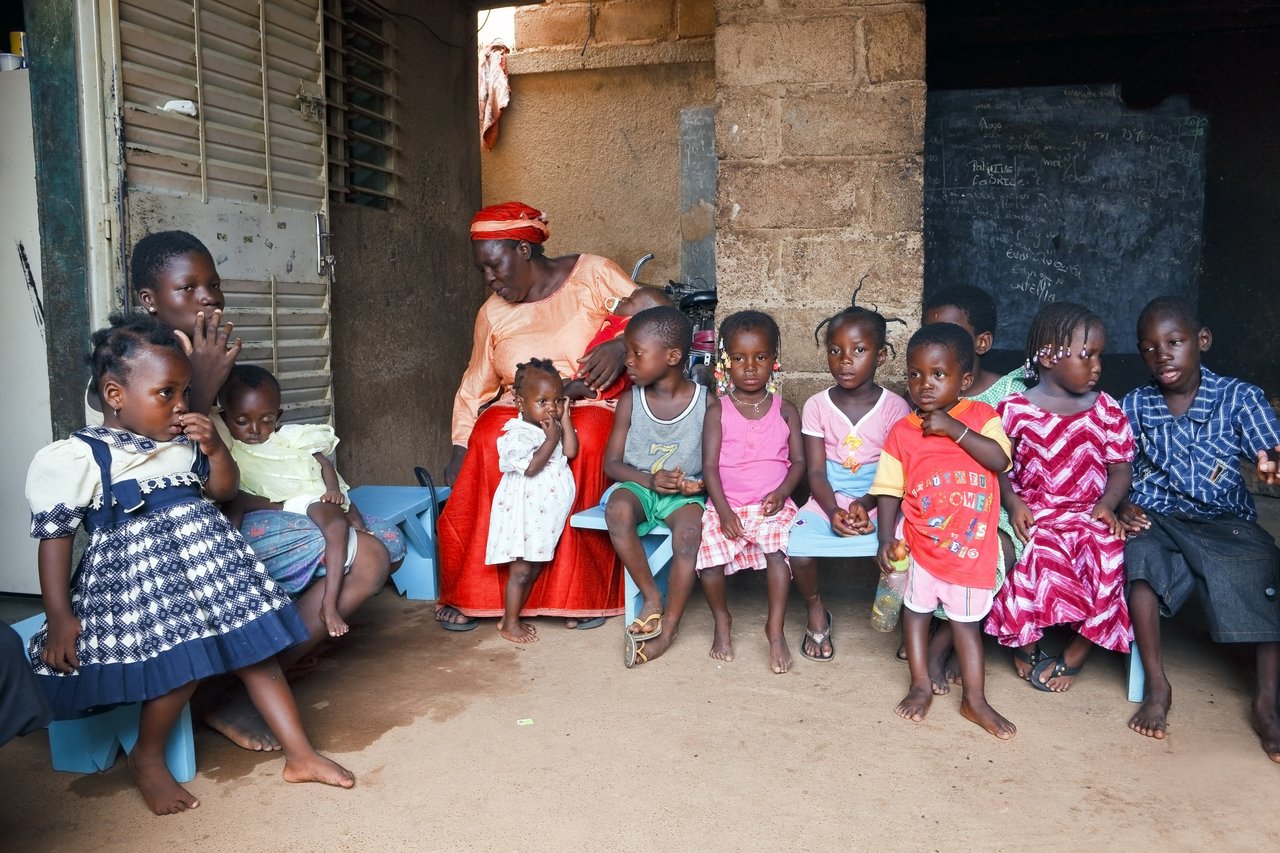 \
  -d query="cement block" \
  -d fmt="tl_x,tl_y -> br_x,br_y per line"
718,161 -> 872,230
780,83 -> 924,158
870,157 -> 923,234
677,0 -> 715,38
781,232 -> 923,311
516,4 -> 591,50
717,19 -> 858,87
864,8 -> 925,83
716,87 -> 781,160
595,0 -> 676,44
716,231 -> 783,303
